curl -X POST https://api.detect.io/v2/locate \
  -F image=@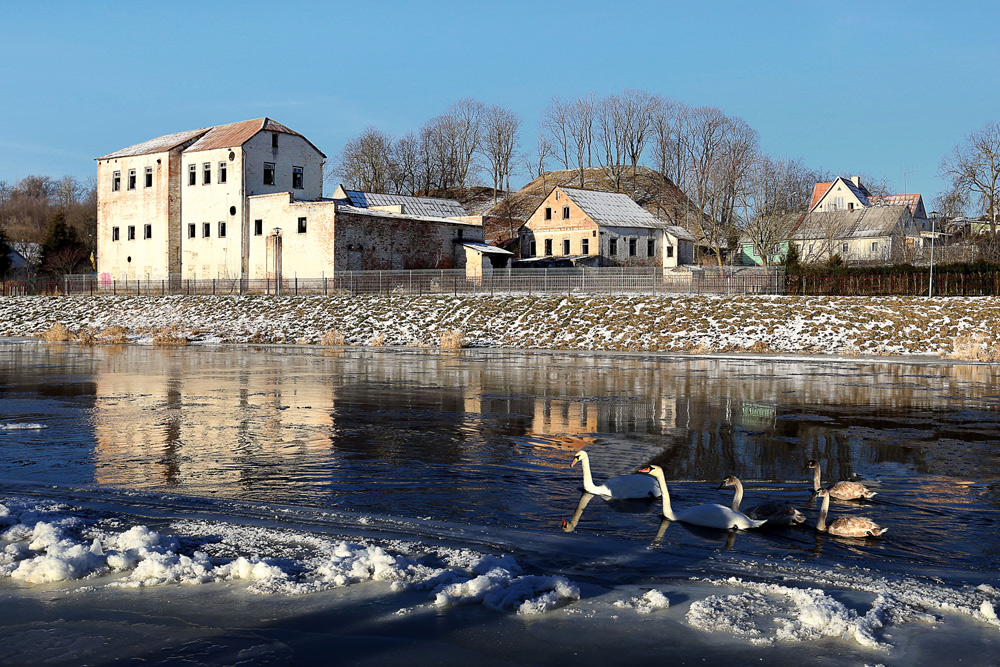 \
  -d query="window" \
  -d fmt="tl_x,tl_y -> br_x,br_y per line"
529,240 -> 536,257
297,217 -> 307,234
544,207 -> 552,220
808,243 -> 815,254
188,164 -> 197,186
143,224 -> 151,239
562,206 -> 570,220
581,238 -> 589,254
272,133 -> 279,149
848,202 -> 854,211
629,238 -> 637,256
254,219 -> 263,236
218,221 -> 227,238
219,162 -> 227,184
112,226 -> 120,241
203,162 -> 211,185
871,241 -> 879,252
666,245 -> 674,258
188,223 -> 196,238
127,225 -> 135,240
112,171 -> 120,192
609,238 -> 618,255
144,167 -> 153,188
127,169 -> 136,190
842,243 -> 849,253
203,222 -> 211,238
647,238 -> 655,256
562,239 -> 570,255
292,166 -> 303,189
544,239 -> 552,256
263,162 -> 275,185
833,196 -> 845,210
